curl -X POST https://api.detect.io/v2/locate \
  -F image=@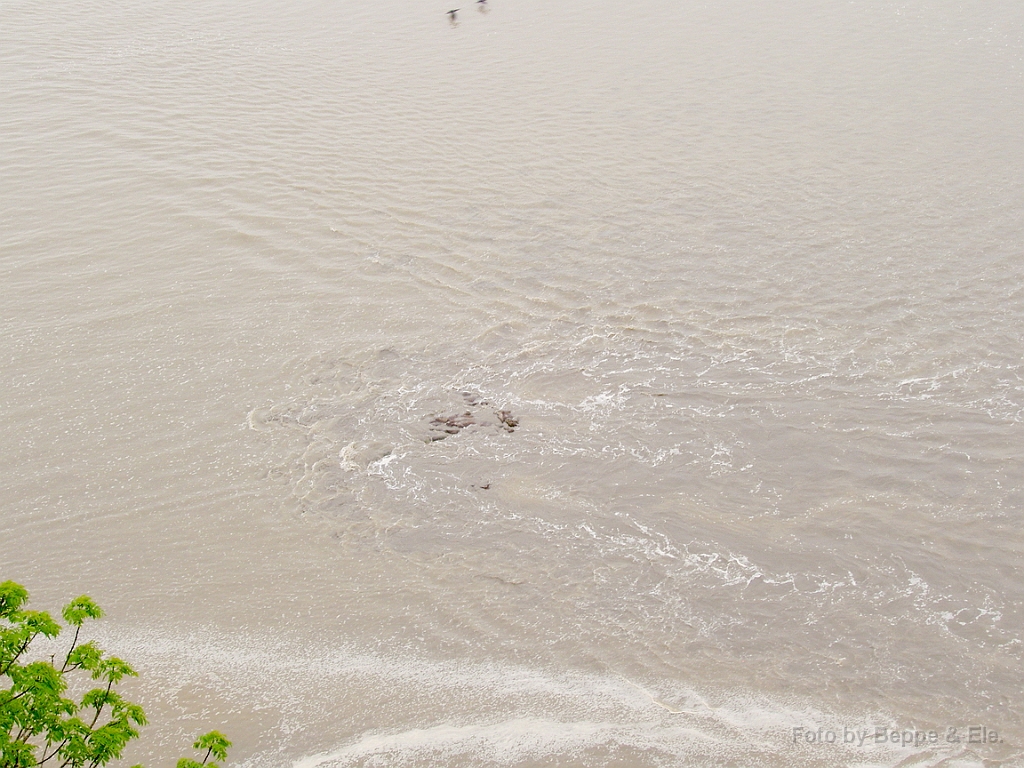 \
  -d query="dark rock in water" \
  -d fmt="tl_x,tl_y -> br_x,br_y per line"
426,394 -> 518,441
461,391 -> 489,407
431,411 -> 476,435
496,410 -> 518,432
